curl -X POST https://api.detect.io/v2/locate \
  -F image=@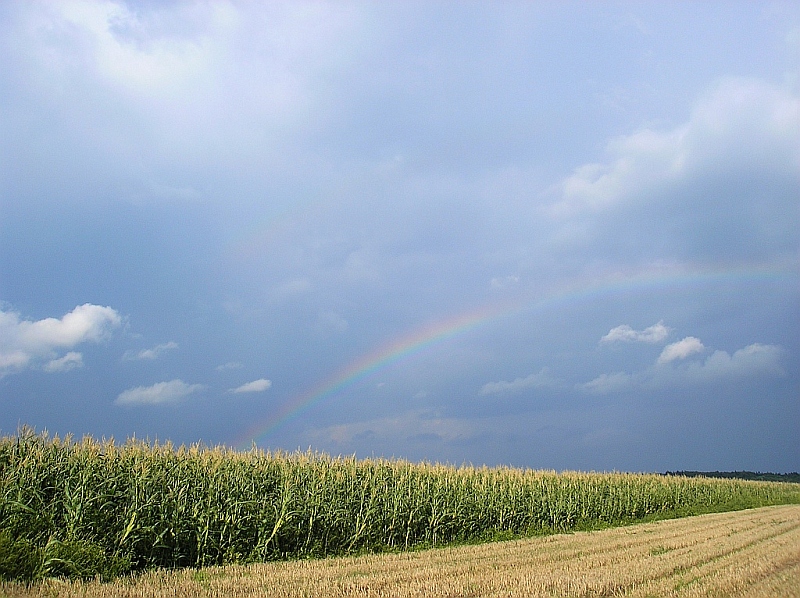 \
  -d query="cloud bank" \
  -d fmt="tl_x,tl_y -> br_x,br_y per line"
547,77 -> 799,269
583,338 -> 784,394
